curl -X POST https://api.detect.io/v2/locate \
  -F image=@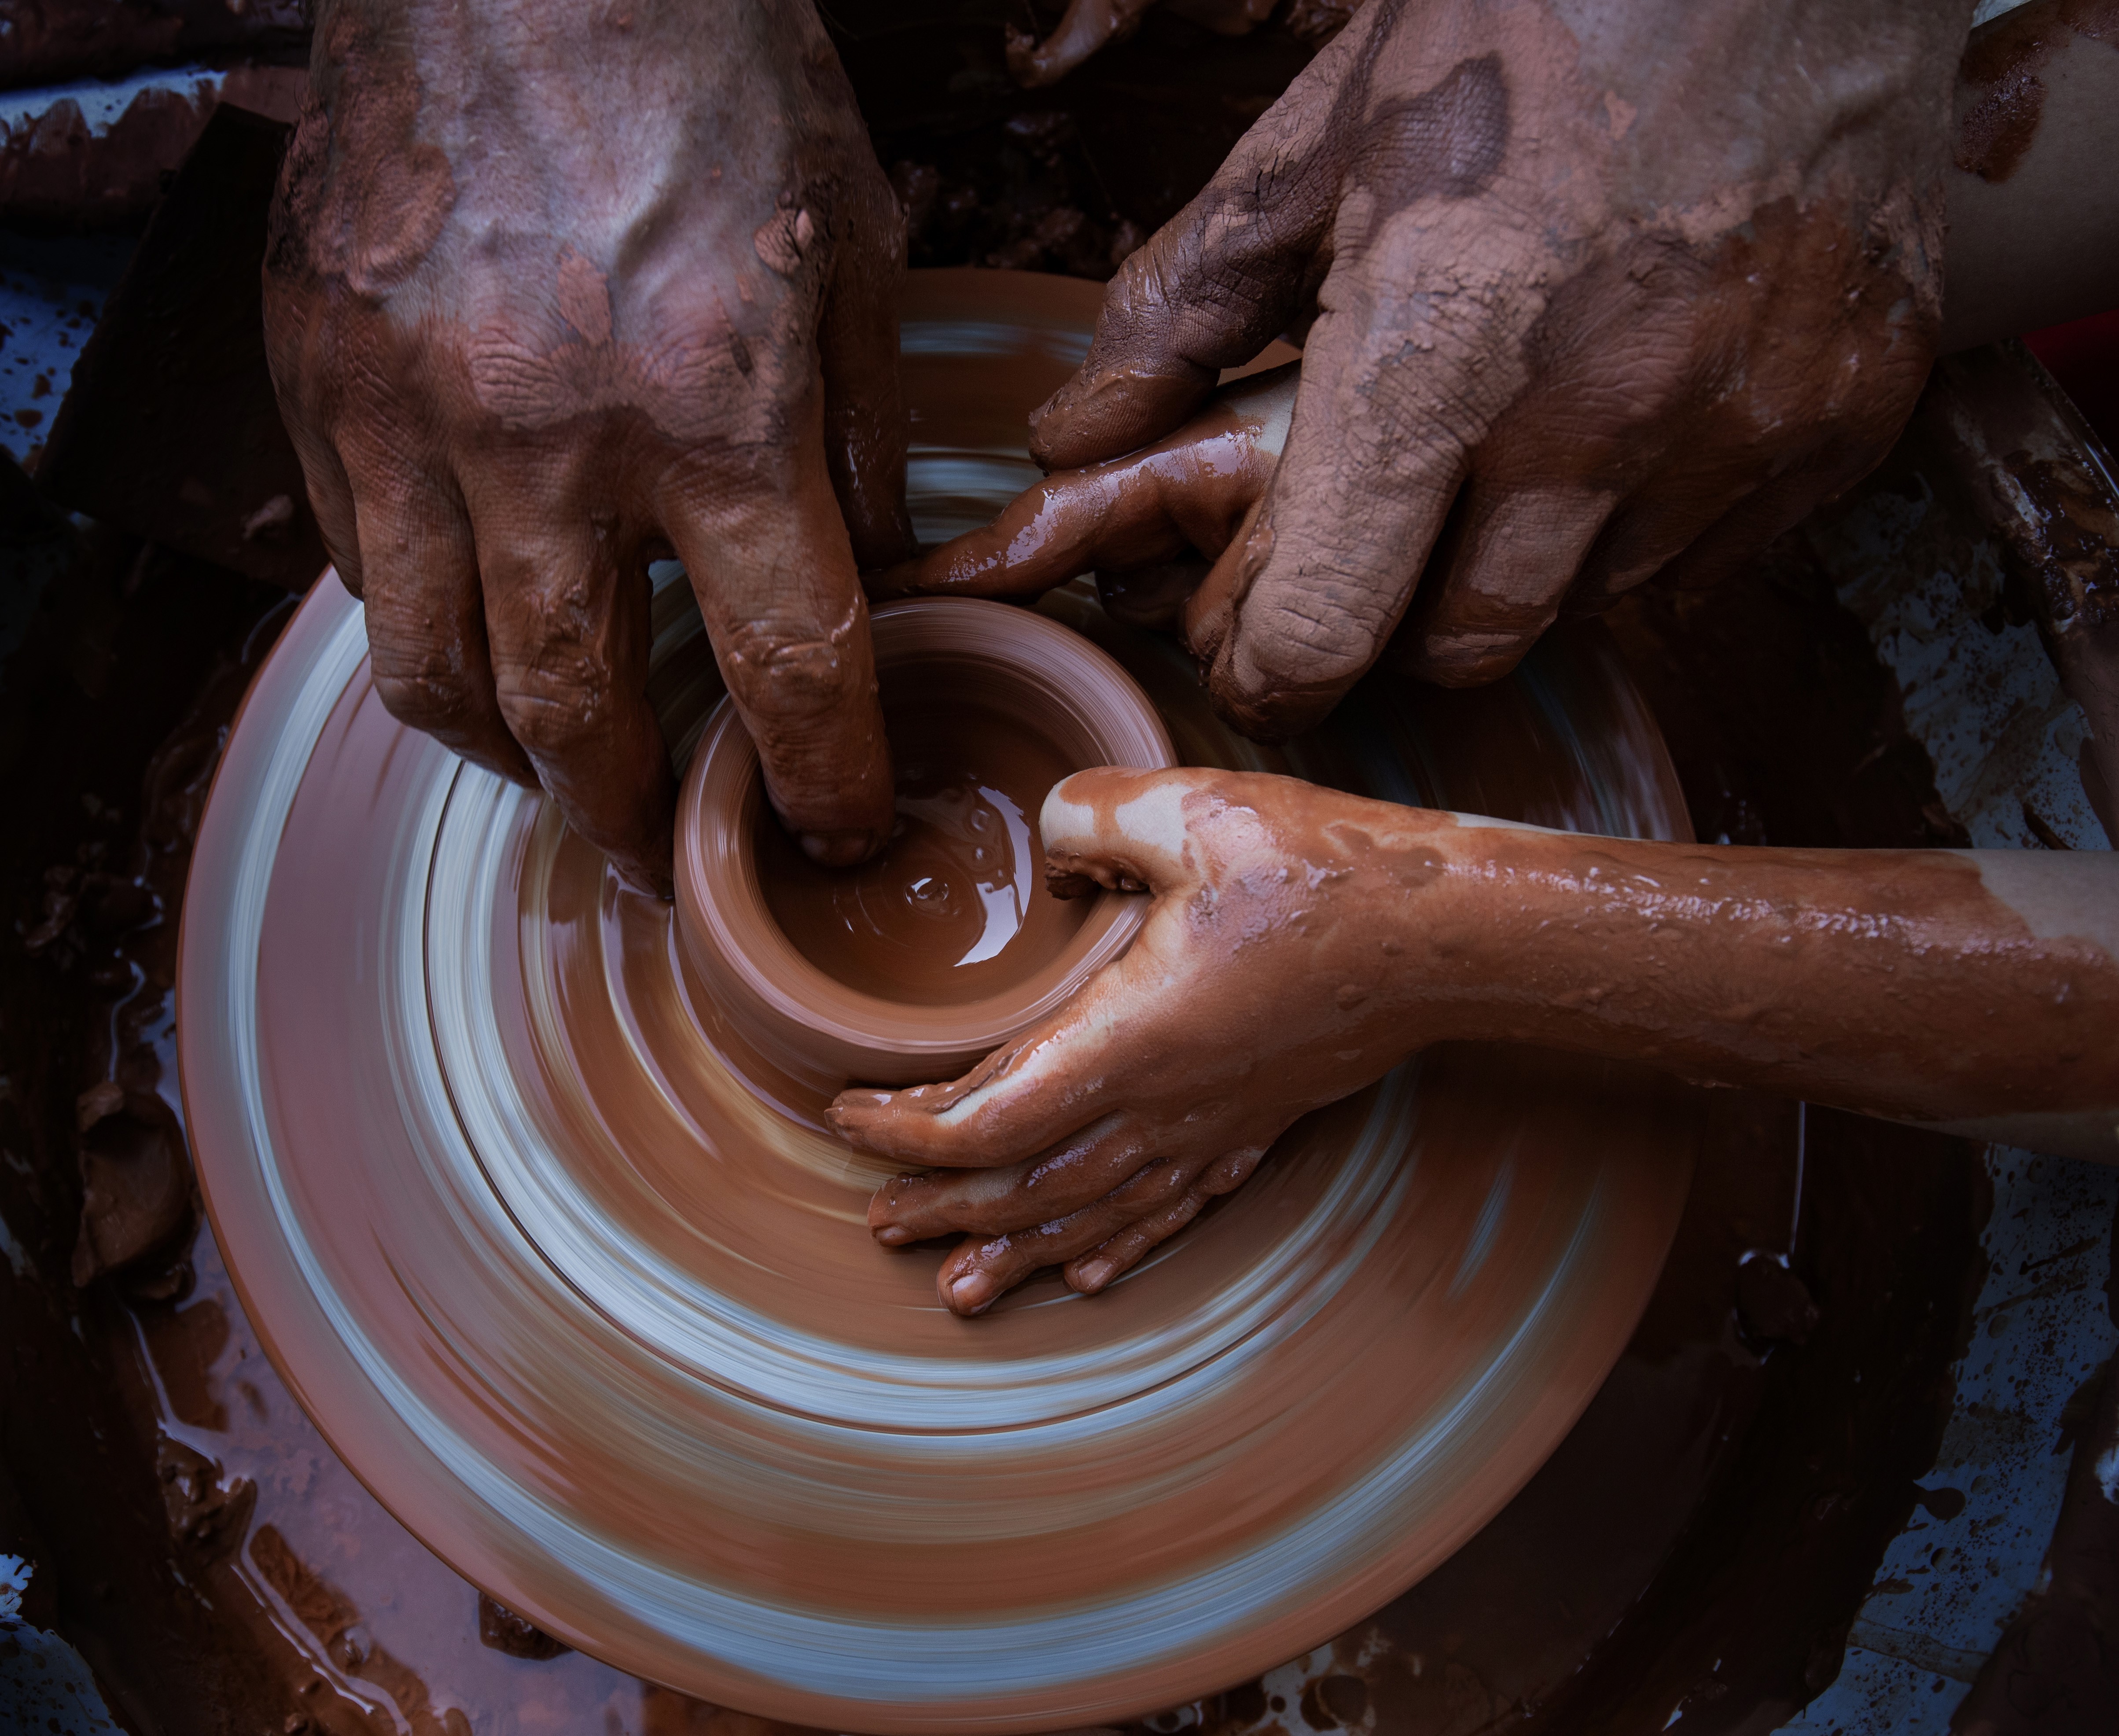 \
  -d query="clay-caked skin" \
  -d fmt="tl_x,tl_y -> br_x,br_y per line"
1017,0 -> 1969,738
879,9 -> 2119,665
834,768 -> 2119,1313
262,0 -> 912,891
